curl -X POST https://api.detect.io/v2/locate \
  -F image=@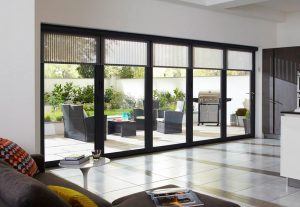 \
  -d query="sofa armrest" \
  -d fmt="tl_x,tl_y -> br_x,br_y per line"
31,154 -> 45,173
